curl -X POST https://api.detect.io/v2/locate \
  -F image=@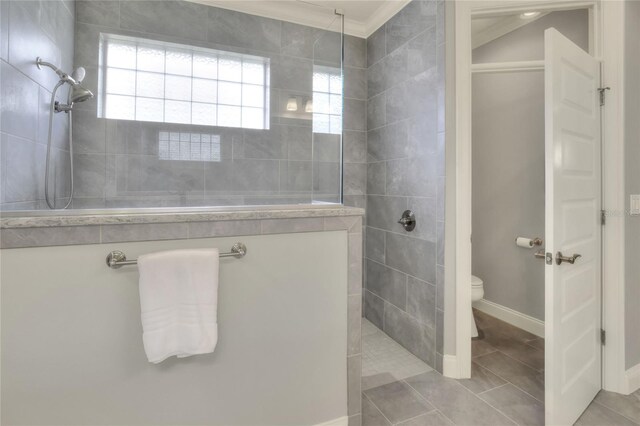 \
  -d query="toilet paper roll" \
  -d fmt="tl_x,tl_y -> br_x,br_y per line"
516,237 -> 534,248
